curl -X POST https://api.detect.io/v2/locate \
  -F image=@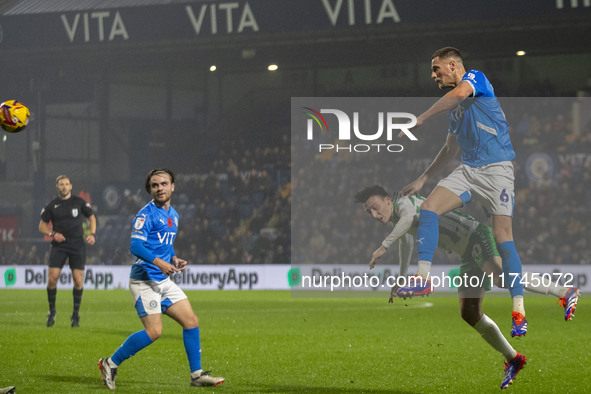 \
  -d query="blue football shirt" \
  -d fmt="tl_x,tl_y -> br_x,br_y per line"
448,70 -> 516,167
129,201 -> 179,281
